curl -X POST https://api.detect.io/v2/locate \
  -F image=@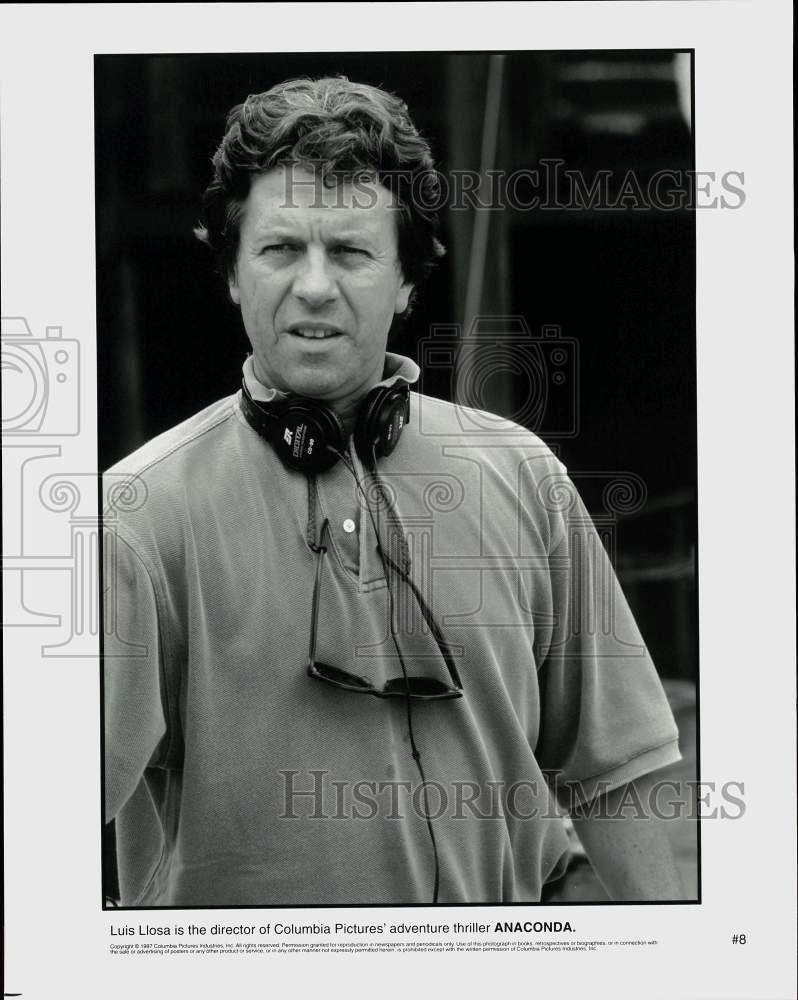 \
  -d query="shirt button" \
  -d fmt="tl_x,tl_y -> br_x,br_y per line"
343,518 -> 356,534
